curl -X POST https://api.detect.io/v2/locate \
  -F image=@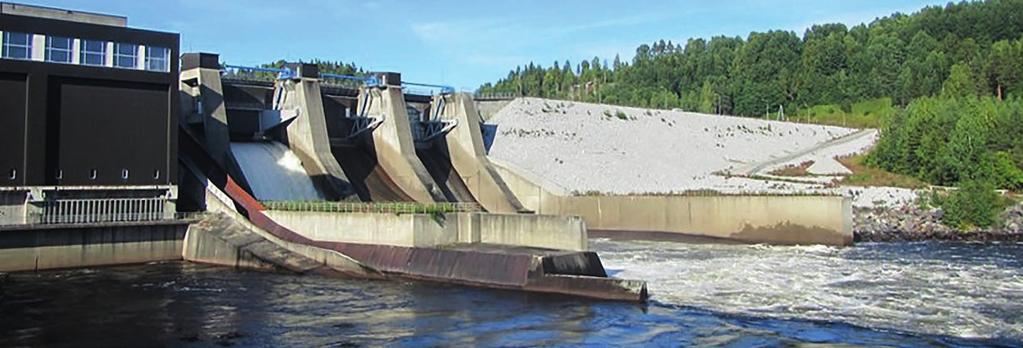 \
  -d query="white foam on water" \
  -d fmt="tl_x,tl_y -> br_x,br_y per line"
593,238 -> 1023,340
230,141 -> 325,202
